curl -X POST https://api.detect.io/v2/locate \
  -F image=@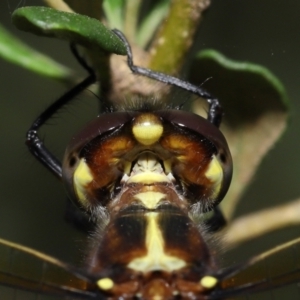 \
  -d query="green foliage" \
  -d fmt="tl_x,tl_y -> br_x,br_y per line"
12,7 -> 126,55
0,23 -> 71,80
